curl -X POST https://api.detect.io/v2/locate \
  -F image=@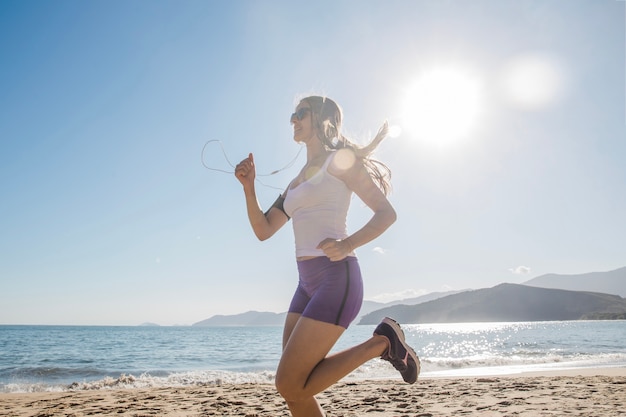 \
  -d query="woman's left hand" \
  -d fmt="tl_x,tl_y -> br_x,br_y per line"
317,238 -> 353,261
